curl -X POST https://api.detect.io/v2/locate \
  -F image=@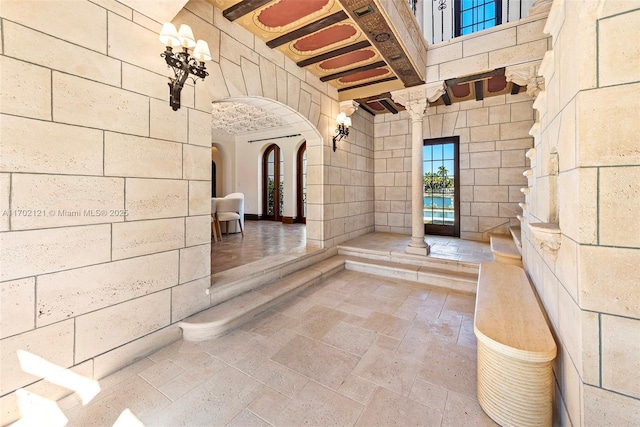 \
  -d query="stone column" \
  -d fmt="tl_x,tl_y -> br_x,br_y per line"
391,83 -> 446,256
